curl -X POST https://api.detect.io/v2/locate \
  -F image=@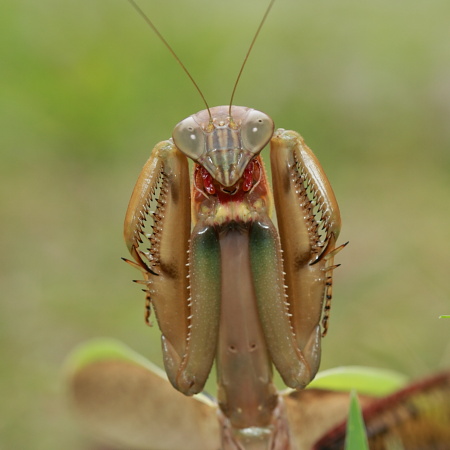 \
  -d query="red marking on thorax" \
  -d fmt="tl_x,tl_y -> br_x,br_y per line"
242,160 -> 255,192
194,159 -> 260,204
200,166 -> 216,194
